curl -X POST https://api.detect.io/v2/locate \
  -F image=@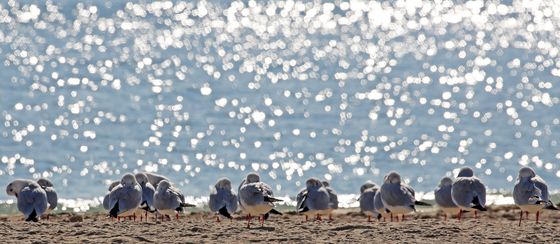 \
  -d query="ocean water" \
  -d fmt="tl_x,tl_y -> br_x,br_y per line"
1,0 -> 560,212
